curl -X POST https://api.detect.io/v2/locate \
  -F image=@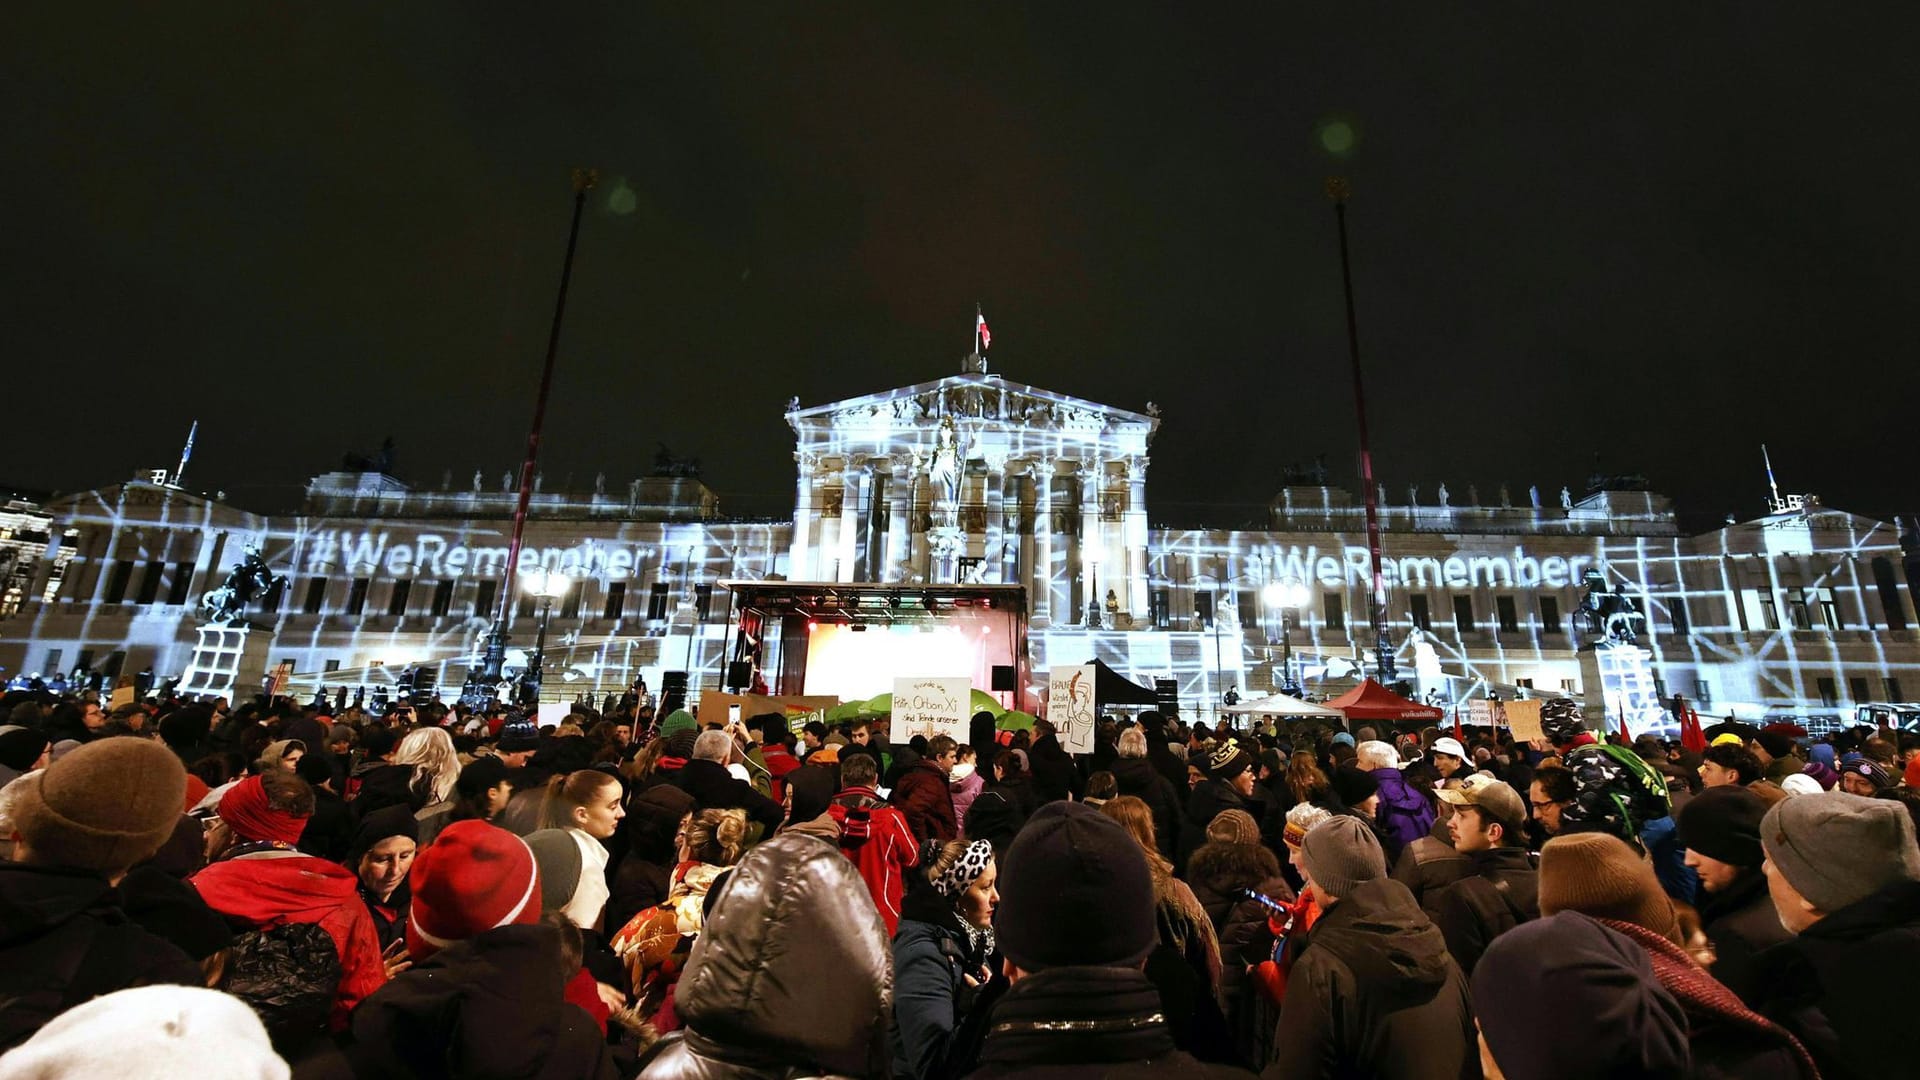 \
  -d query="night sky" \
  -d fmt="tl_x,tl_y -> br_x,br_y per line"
6,6 -> 1915,529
